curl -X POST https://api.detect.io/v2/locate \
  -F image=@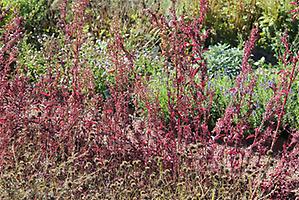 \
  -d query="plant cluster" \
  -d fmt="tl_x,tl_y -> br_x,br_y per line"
0,0 -> 298,199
